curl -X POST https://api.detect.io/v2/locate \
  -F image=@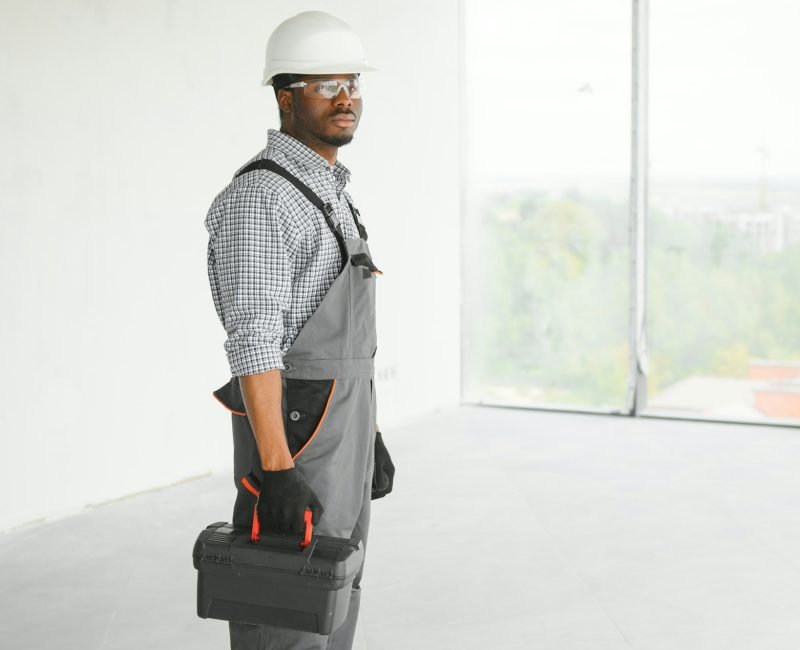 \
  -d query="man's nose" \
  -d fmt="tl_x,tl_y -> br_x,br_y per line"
333,85 -> 353,106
